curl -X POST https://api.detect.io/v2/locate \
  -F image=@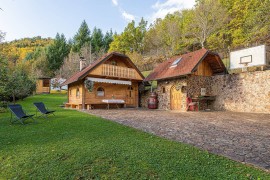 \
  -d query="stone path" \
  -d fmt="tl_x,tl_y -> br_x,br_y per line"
83,109 -> 270,171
